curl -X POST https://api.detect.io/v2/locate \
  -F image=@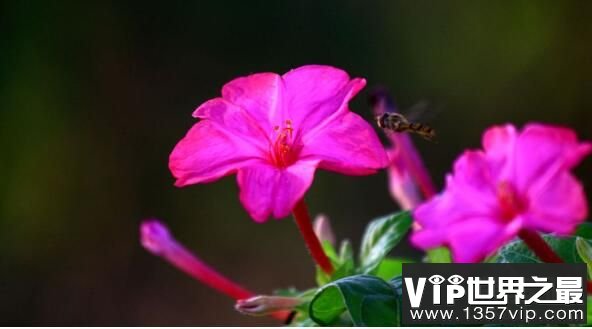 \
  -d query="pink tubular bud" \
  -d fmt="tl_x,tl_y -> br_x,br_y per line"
140,218 -> 252,300
141,219 -> 174,255
313,214 -> 336,246
387,148 -> 423,210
